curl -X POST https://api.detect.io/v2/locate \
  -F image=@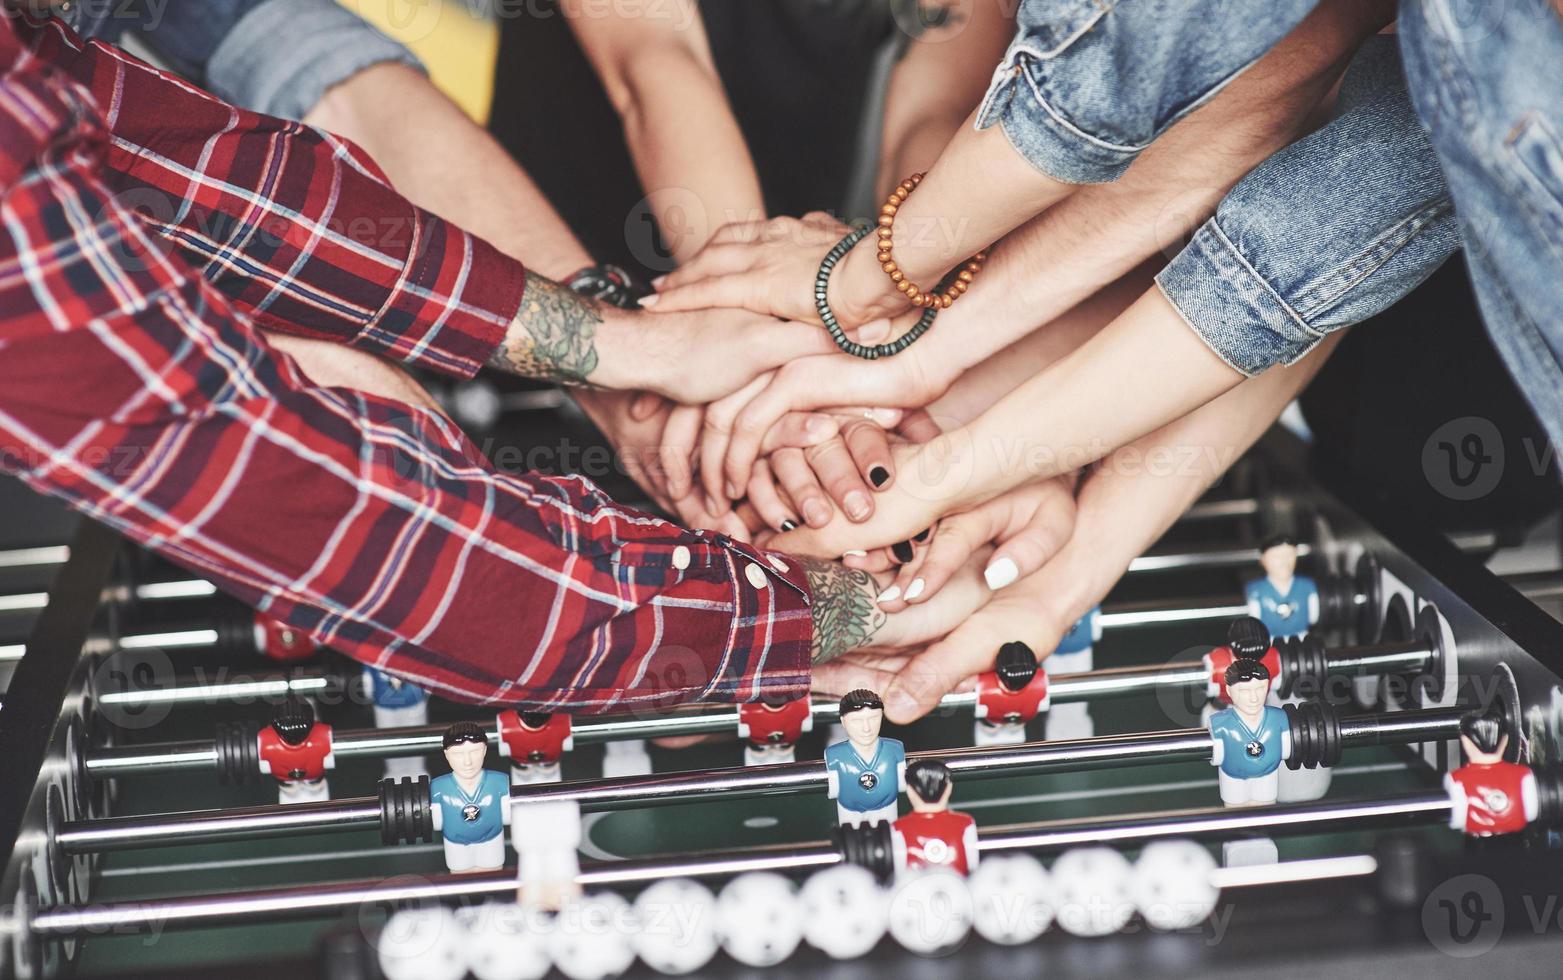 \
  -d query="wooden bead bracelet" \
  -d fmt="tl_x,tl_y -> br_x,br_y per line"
877,173 -> 990,310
